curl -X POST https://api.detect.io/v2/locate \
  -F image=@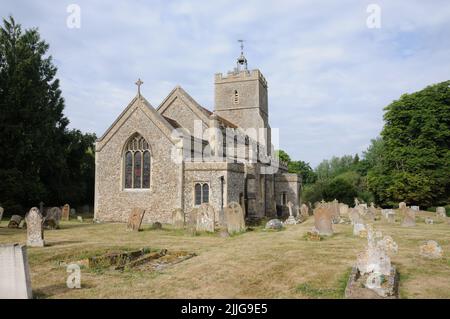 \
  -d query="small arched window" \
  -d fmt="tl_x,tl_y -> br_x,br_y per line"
194,182 -> 210,205
124,134 -> 151,189
233,90 -> 239,104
